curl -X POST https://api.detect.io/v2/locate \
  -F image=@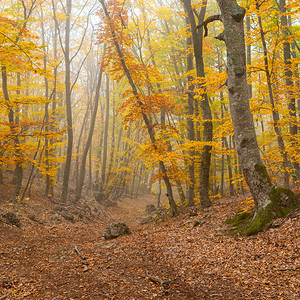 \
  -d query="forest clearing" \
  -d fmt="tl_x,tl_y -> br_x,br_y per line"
0,185 -> 299,300
1,0 -> 300,299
